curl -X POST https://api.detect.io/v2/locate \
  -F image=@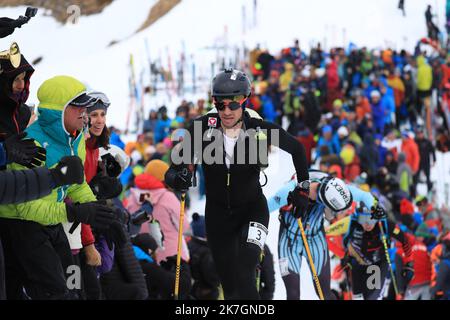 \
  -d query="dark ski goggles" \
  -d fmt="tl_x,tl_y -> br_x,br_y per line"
214,95 -> 246,111
357,212 -> 377,226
